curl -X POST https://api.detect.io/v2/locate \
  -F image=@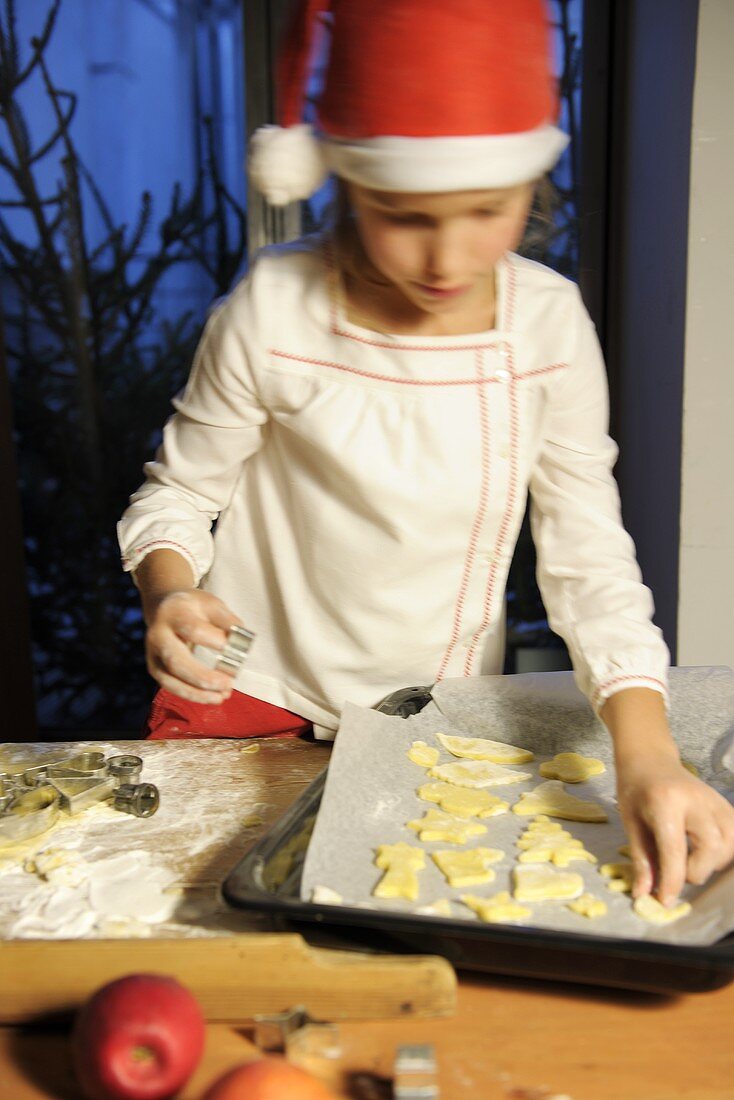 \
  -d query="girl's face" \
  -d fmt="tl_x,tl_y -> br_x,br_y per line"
347,182 -> 534,320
